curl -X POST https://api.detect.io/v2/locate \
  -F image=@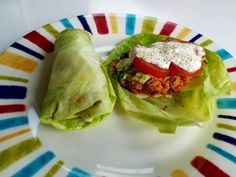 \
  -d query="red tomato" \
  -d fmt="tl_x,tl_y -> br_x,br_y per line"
132,57 -> 203,78
160,39 -> 203,77
132,57 -> 169,78
169,63 -> 203,77
132,40 -> 203,78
